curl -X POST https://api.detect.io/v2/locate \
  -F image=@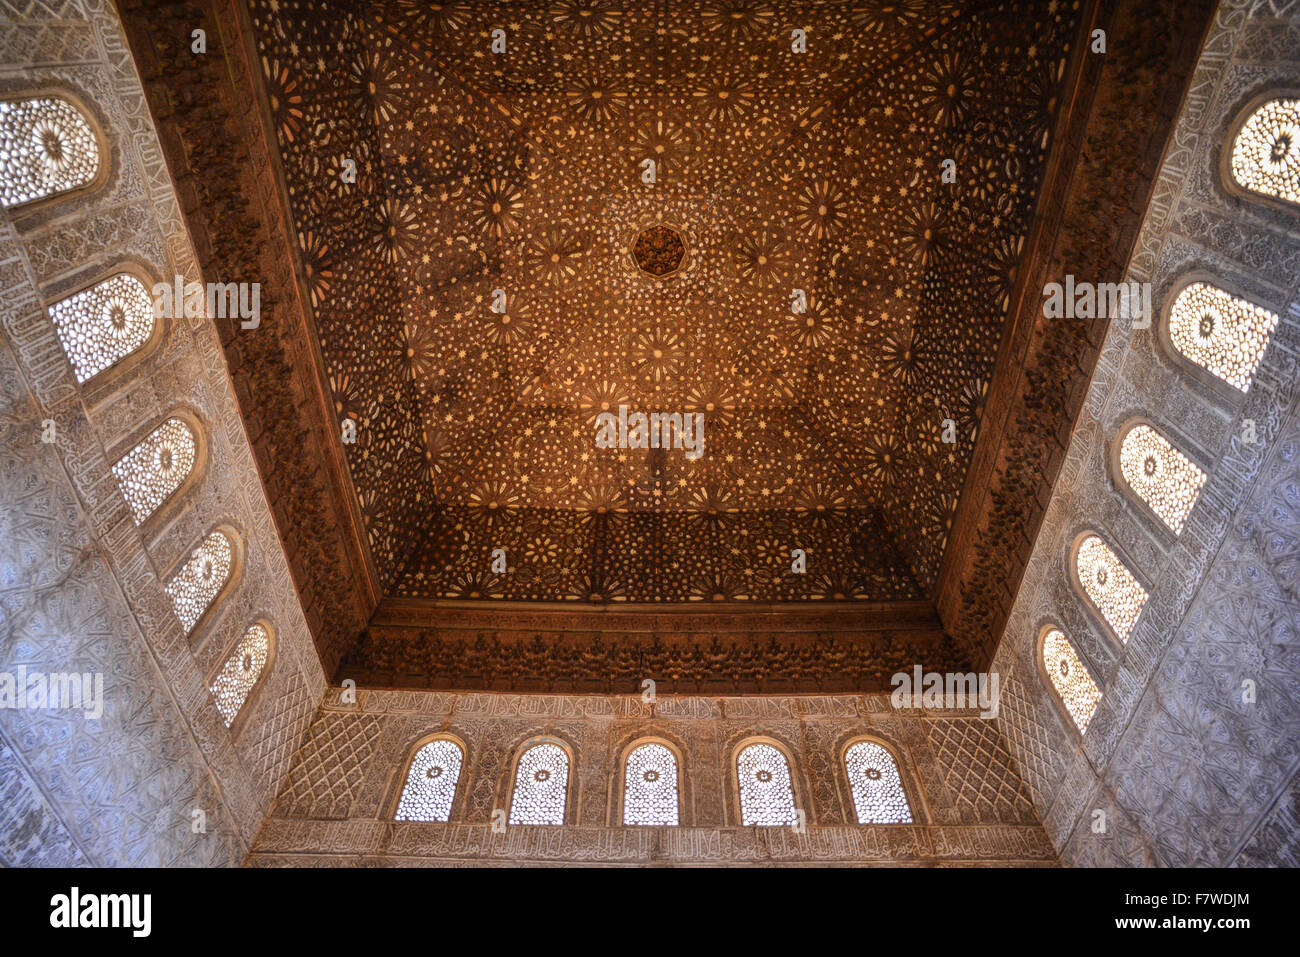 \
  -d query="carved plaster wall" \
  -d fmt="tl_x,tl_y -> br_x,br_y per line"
249,689 -> 1055,866
0,0 -> 325,866
992,0 -> 1300,867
